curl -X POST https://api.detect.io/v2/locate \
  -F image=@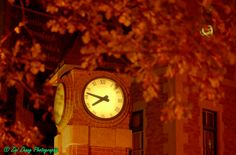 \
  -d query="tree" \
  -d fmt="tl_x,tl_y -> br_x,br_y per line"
1,0 -> 236,122
0,116 -> 43,154
42,0 -> 236,120
0,0 -> 53,147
